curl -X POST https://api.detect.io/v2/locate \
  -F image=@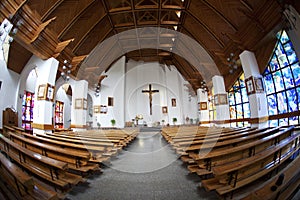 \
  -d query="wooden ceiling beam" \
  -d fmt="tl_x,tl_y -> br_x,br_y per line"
185,10 -> 225,48
72,14 -> 111,52
130,0 -> 142,58
41,0 -> 64,21
109,7 -> 185,14
201,0 -> 238,32
58,0 -> 96,38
